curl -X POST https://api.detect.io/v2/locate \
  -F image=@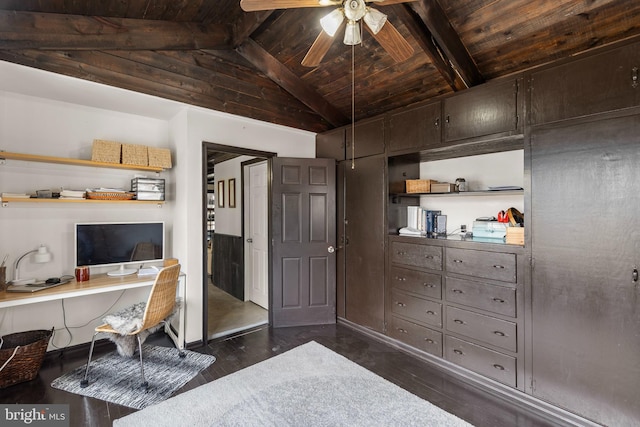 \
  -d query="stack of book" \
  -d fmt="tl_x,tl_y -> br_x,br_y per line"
399,206 -> 443,236
59,189 -> 86,199
1,193 -> 31,199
